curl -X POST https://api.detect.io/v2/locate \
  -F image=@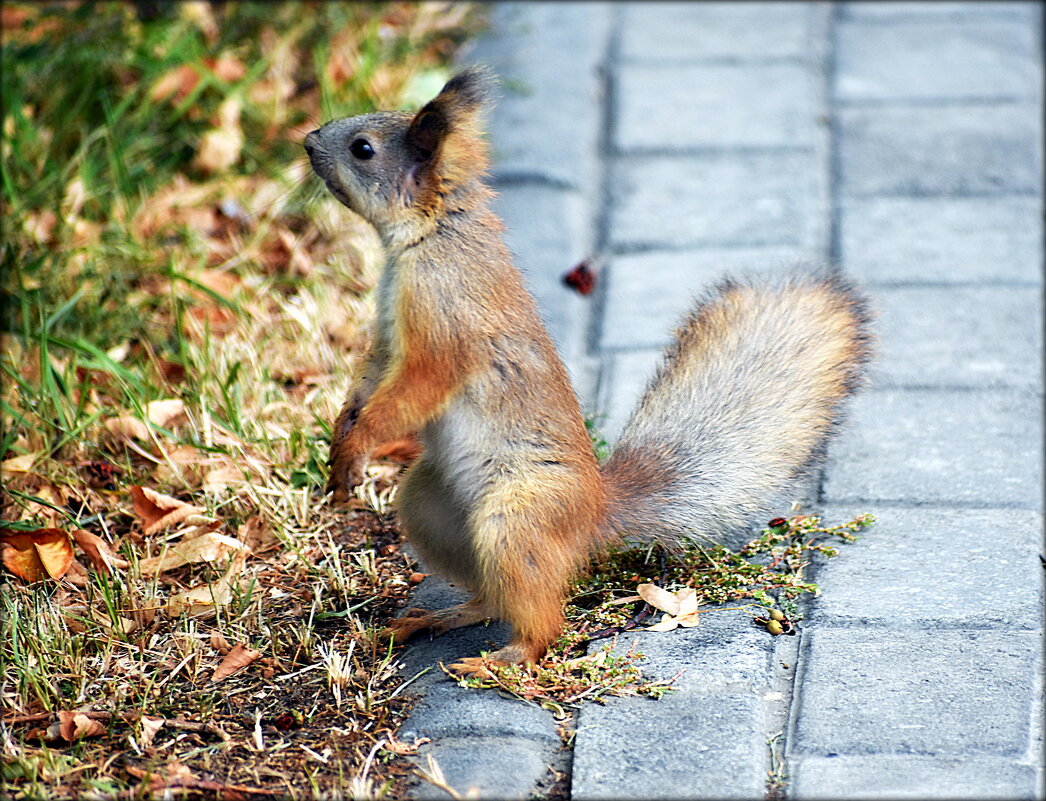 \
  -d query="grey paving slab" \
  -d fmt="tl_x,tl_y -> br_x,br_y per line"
615,62 -> 818,150
572,692 -> 768,800
464,2 -> 610,191
790,754 -> 1041,800
839,196 -> 1044,285
596,348 -> 663,442
836,104 -> 1043,197
835,19 -> 1041,102
591,606 -> 779,693
867,286 -> 1043,389
790,628 -> 1043,756
823,388 -> 1044,507
600,246 -> 812,350
610,151 -> 824,252
402,680 -> 559,744
410,736 -> 554,800
839,2 -> 1043,22
619,2 -> 817,62
809,506 -> 1045,629
492,183 -> 591,369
